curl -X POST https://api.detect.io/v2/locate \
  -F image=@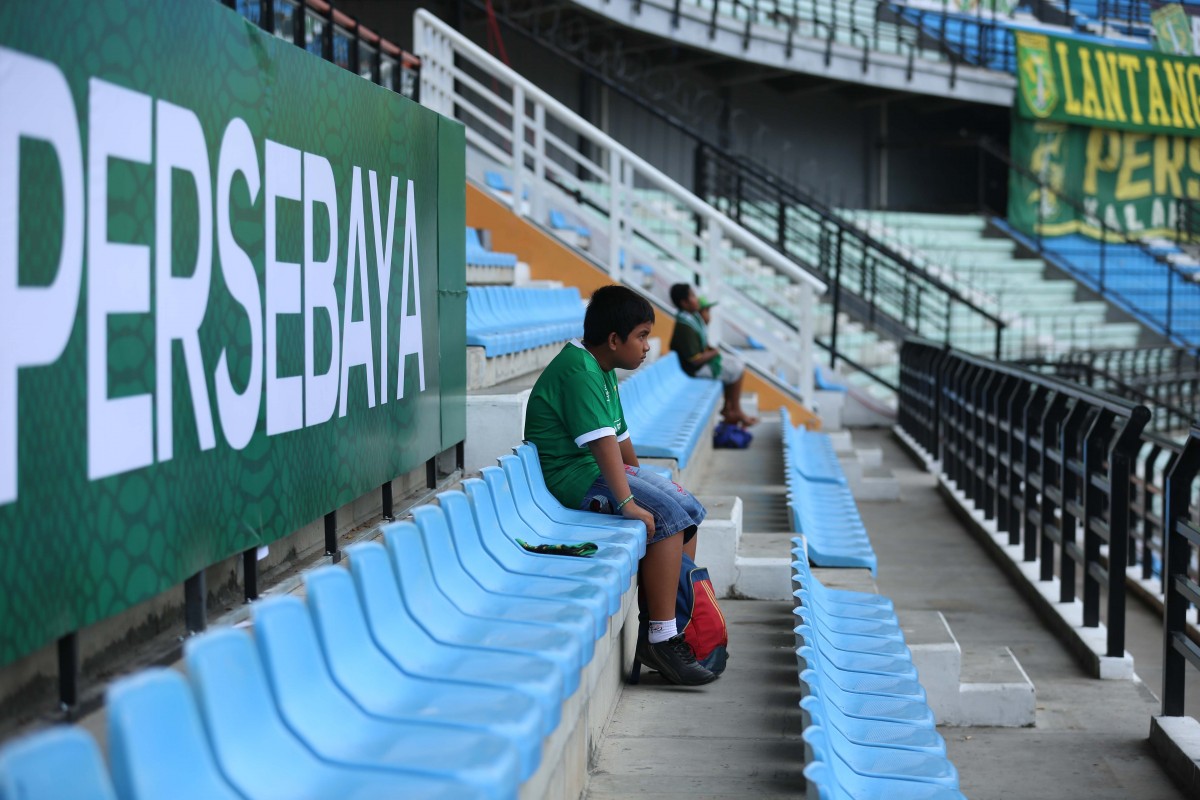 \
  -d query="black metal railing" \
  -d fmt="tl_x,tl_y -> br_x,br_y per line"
900,338 -> 1151,661
1018,346 -> 1200,434
977,138 -> 1200,348
698,144 -> 1008,361
1162,424 -> 1200,716
225,0 -> 420,98
655,0 -> 1018,81
469,0 -> 1010,393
